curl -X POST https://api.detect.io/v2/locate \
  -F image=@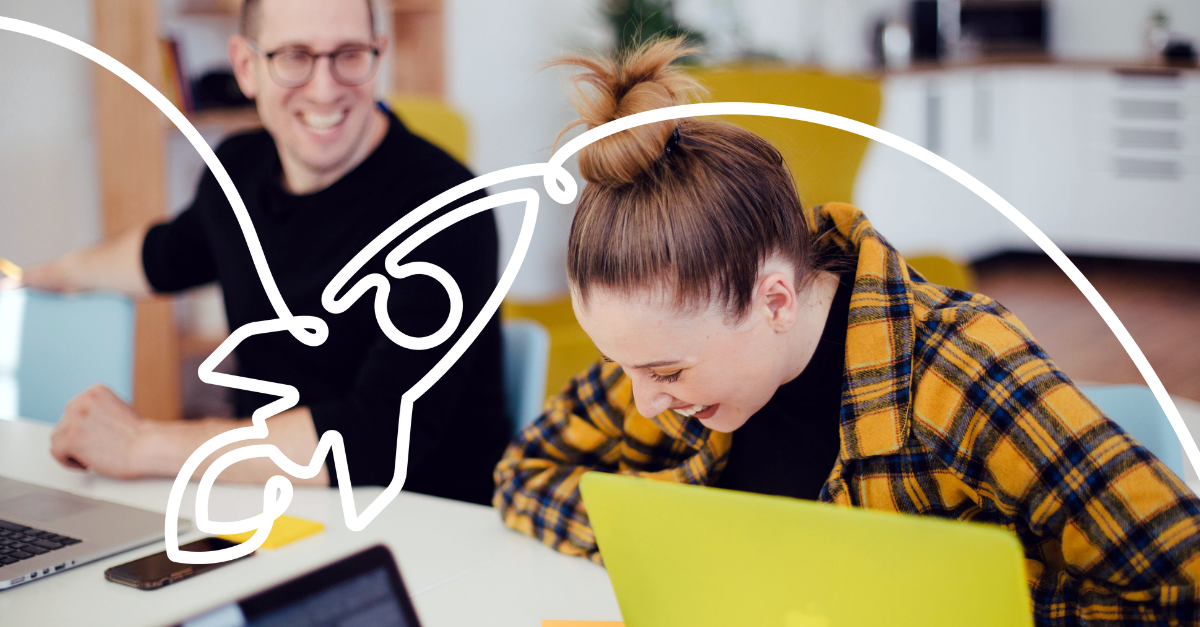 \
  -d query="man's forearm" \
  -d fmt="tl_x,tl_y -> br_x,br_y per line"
24,224 -> 154,297
135,407 -> 330,486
